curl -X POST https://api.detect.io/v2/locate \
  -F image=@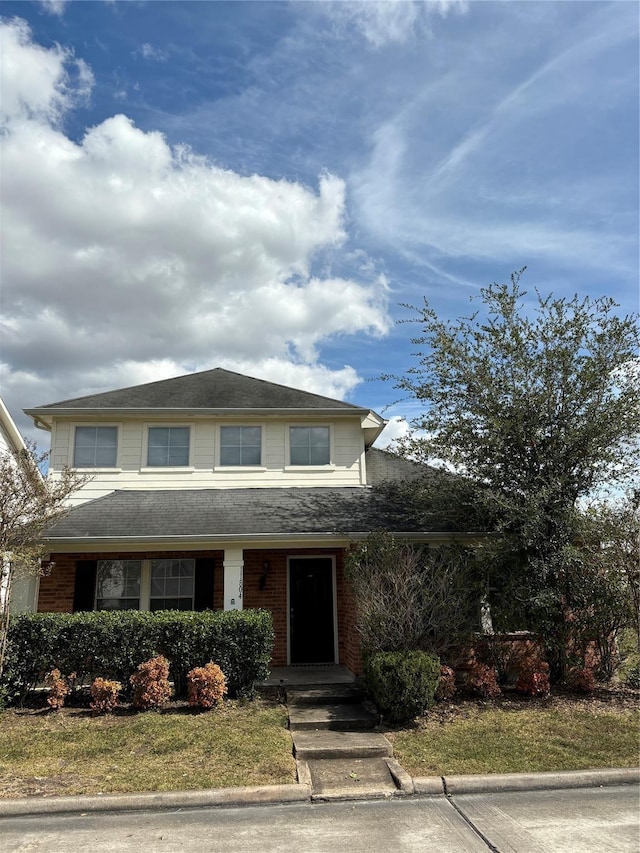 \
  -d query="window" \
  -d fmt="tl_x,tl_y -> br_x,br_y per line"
150,559 -> 194,611
289,426 -> 330,465
147,426 -> 190,467
74,426 -> 117,468
220,426 -> 262,466
96,560 -> 141,610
